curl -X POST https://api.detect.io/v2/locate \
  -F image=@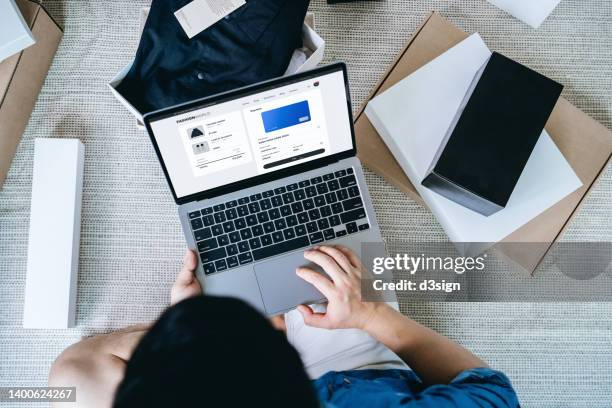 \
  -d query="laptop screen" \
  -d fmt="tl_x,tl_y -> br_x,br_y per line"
148,67 -> 354,200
